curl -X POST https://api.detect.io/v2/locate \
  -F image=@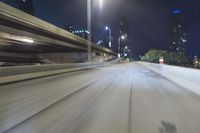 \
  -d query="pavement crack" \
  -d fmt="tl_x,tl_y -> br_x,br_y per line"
128,78 -> 133,133
3,79 -> 99,133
